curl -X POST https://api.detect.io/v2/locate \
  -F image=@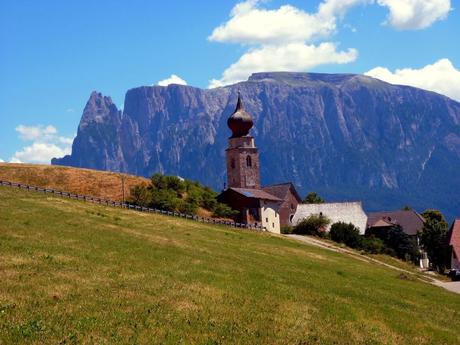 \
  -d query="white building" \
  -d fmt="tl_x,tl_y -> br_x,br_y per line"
292,202 -> 368,234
